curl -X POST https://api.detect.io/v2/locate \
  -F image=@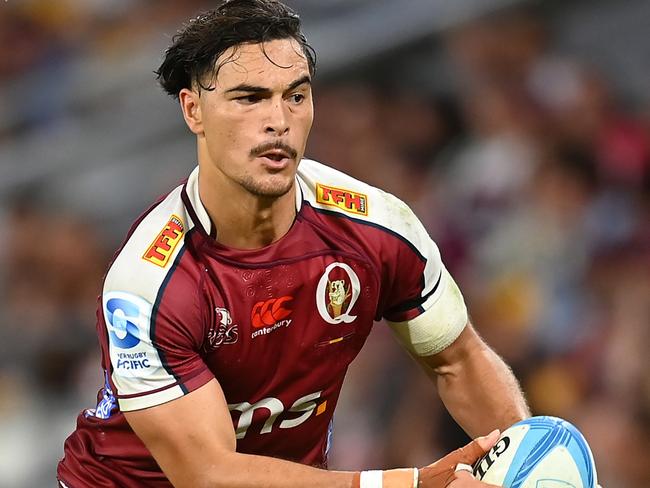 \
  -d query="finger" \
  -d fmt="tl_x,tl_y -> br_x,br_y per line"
454,429 -> 501,464
449,470 -> 501,487
446,470 -> 474,486
475,429 -> 500,452
420,429 -> 502,481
